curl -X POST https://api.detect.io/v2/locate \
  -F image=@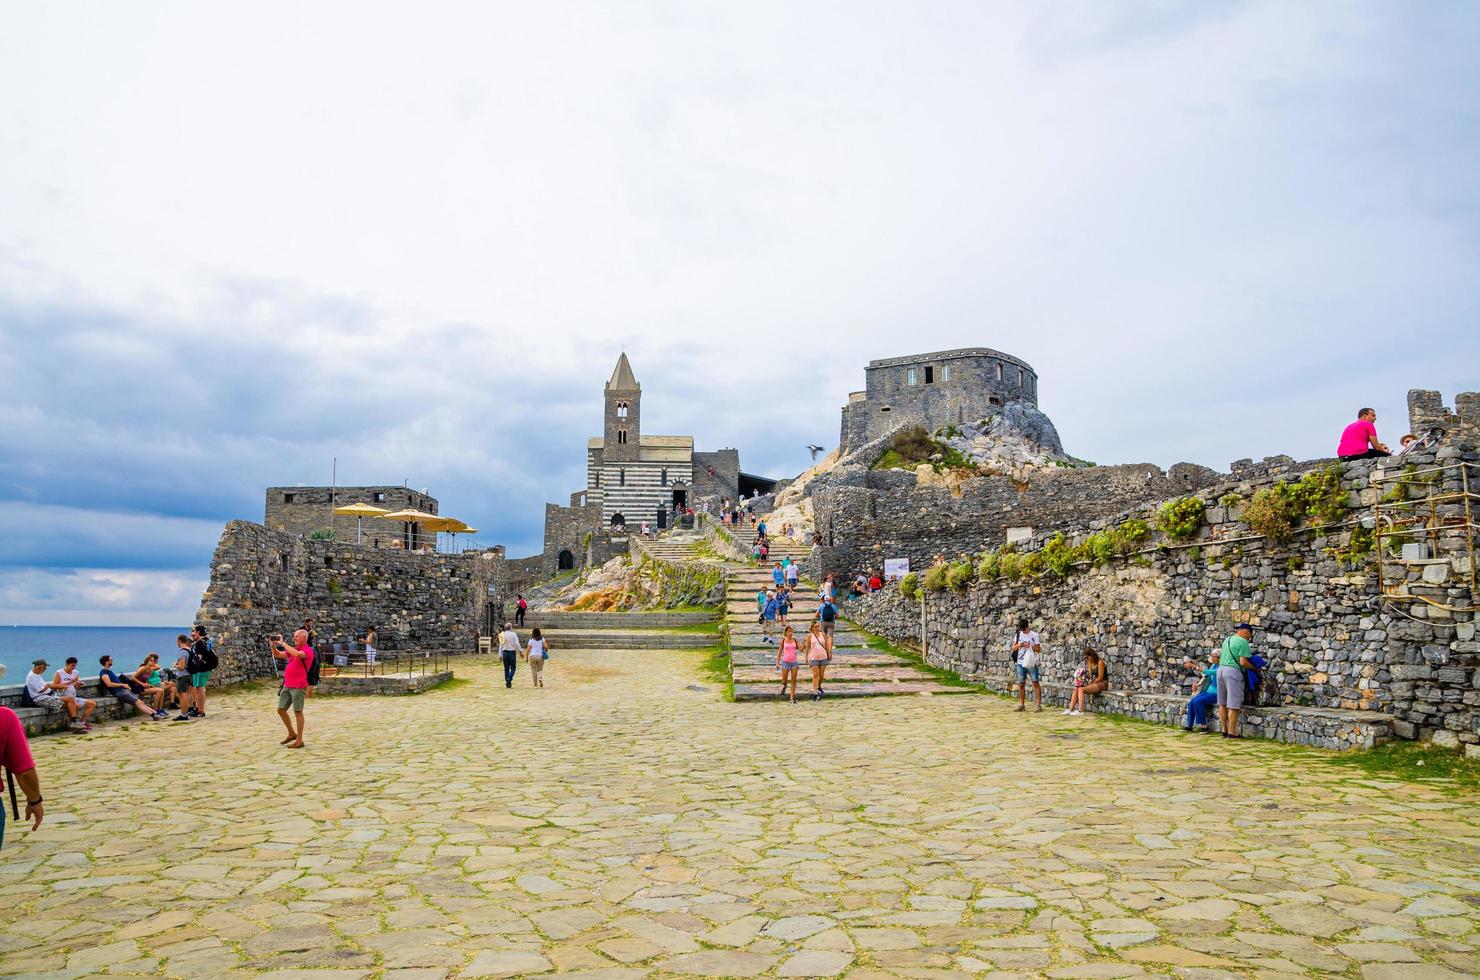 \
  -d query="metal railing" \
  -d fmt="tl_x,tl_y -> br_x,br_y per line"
1372,459 -> 1479,598
321,647 -> 452,680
